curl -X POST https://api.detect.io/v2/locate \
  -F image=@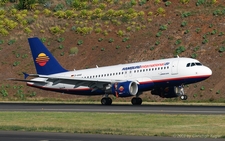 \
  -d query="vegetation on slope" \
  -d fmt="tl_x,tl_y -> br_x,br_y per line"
0,0 -> 225,102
